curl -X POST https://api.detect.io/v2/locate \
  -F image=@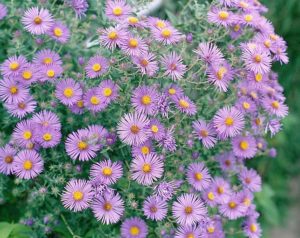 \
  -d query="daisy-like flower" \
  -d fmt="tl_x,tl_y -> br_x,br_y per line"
132,52 -> 159,77
99,25 -> 128,49
121,217 -> 148,238
32,110 -> 61,131
216,151 -> 236,172
0,3 -> 7,20
117,112 -> 150,146
148,119 -> 165,141
192,120 -> 217,148
165,84 -> 184,100
161,52 -> 187,80
237,189 -> 254,209
213,106 -> 245,139
0,55 -> 28,78
47,21 -> 70,44
90,159 -> 123,185
13,150 -> 44,179
131,85 -> 159,116
98,79 -> 119,103
187,162 -> 212,191
158,126 -> 177,152
154,180 -> 179,201
65,129 -> 100,161
242,45 -> 271,74
194,42 -> 224,65
147,17 -> 171,29
21,7 -> 54,35
37,64 -> 64,82
235,96 -> 257,114
69,98 -> 85,115
207,62 -> 234,92
85,55 -> 109,79
262,97 -> 288,118
232,135 -> 257,159
143,195 -> 168,221
211,177 -> 232,204
68,0 -> 89,18
132,140 -> 153,158
151,25 -> 182,45
83,87 -> 108,113
243,218 -> 262,238
91,192 -> 124,224
5,95 -> 36,119
55,78 -> 83,106
238,12 -> 261,28
175,225 -> 202,238
219,193 -> 247,219
207,7 -> 235,27
202,188 -> 218,207
131,153 -> 164,185
120,35 -> 148,56
239,168 -> 262,192
33,49 -> 62,67
105,0 -> 132,21
172,193 -> 207,226
0,78 -> 30,103
173,95 -> 197,116
36,127 -> 61,148
123,16 -> 147,28
16,63 -> 38,86
61,179 -> 93,212
12,120 -> 36,148
247,71 -> 268,89
0,145 -> 16,175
